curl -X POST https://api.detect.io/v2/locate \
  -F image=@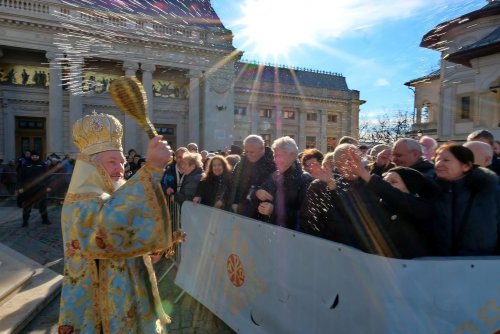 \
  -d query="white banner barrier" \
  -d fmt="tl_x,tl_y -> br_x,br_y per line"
175,202 -> 500,334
